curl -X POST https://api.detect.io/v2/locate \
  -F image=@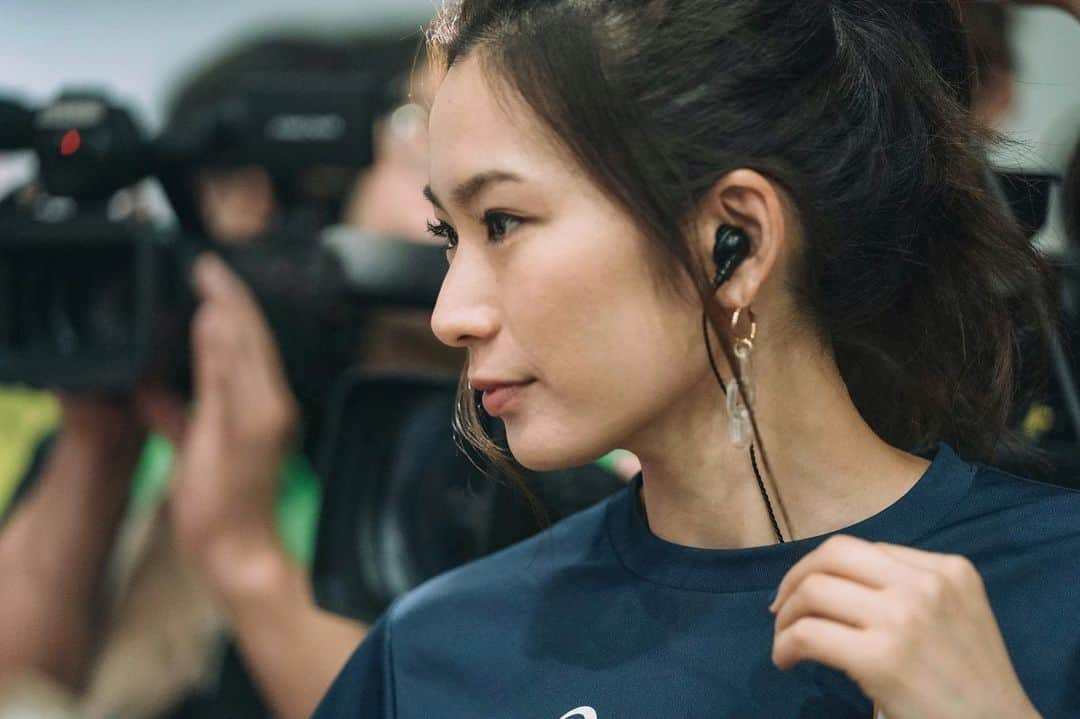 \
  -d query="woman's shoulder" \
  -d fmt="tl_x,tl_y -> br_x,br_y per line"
386,486 -> 625,630
925,456 -> 1080,560
964,460 -> 1080,530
